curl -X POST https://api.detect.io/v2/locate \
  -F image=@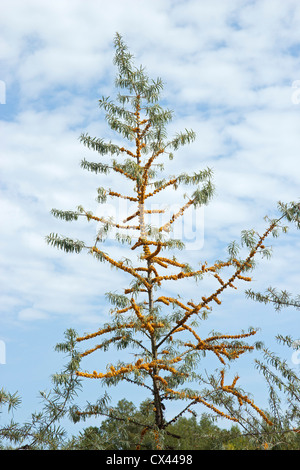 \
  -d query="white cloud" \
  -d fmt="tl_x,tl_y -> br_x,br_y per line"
18,308 -> 48,321
1,0 -> 299,317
